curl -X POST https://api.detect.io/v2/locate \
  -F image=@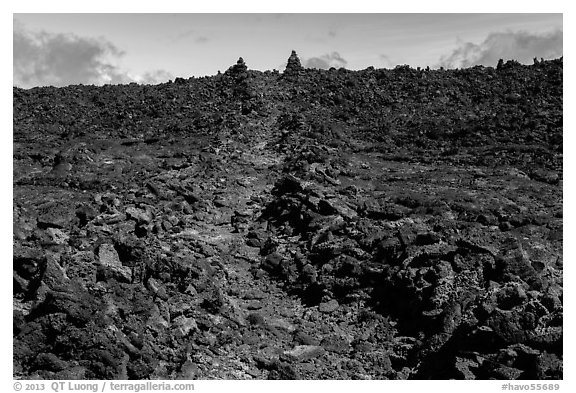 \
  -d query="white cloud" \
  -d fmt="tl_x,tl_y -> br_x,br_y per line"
172,29 -> 210,44
303,51 -> 348,69
379,54 -> 394,68
438,29 -> 563,69
13,23 -> 172,88
134,70 -> 175,84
